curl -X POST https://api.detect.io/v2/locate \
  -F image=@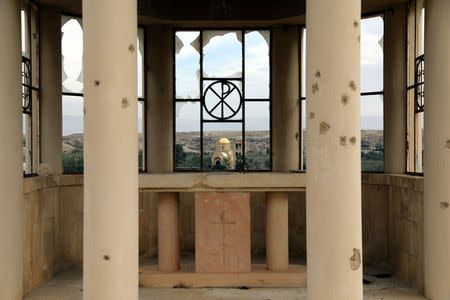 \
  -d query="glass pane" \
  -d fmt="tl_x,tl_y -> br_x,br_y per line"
23,112 -> 32,175
407,3 -> 416,87
416,3 -> 425,56
245,102 -> 270,170
203,30 -> 242,78
138,28 -> 145,99
175,101 -> 201,170
30,3 -> 39,88
245,30 -> 270,99
203,80 -> 242,121
415,111 -> 424,173
21,10 -> 30,58
175,31 -> 201,99
301,28 -> 306,99
138,101 -> 145,170
203,122 -> 242,171
302,99 -> 306,170
62,95 -> 84,173
361,95 -> 384,172
61,17 -> 84,94
361,16 -> 384,93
